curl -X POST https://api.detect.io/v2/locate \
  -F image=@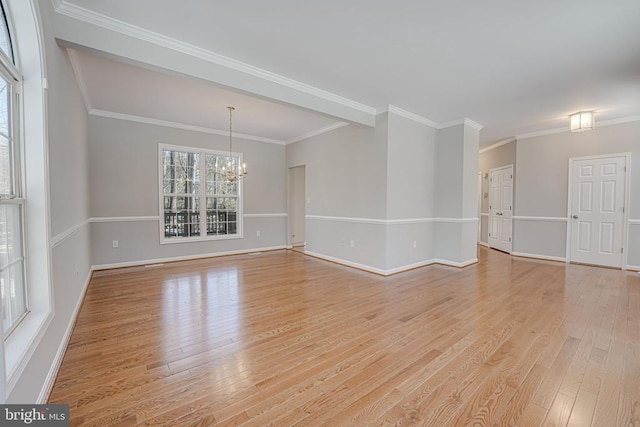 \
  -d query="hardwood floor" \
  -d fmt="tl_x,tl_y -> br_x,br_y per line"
49,247 -> 640,426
